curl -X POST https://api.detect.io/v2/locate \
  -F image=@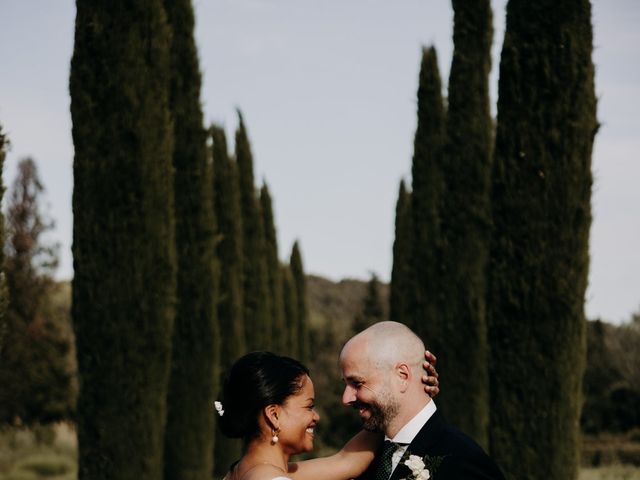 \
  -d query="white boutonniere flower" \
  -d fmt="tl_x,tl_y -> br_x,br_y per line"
403,454 -> 430,480
399,451 -> 445,480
